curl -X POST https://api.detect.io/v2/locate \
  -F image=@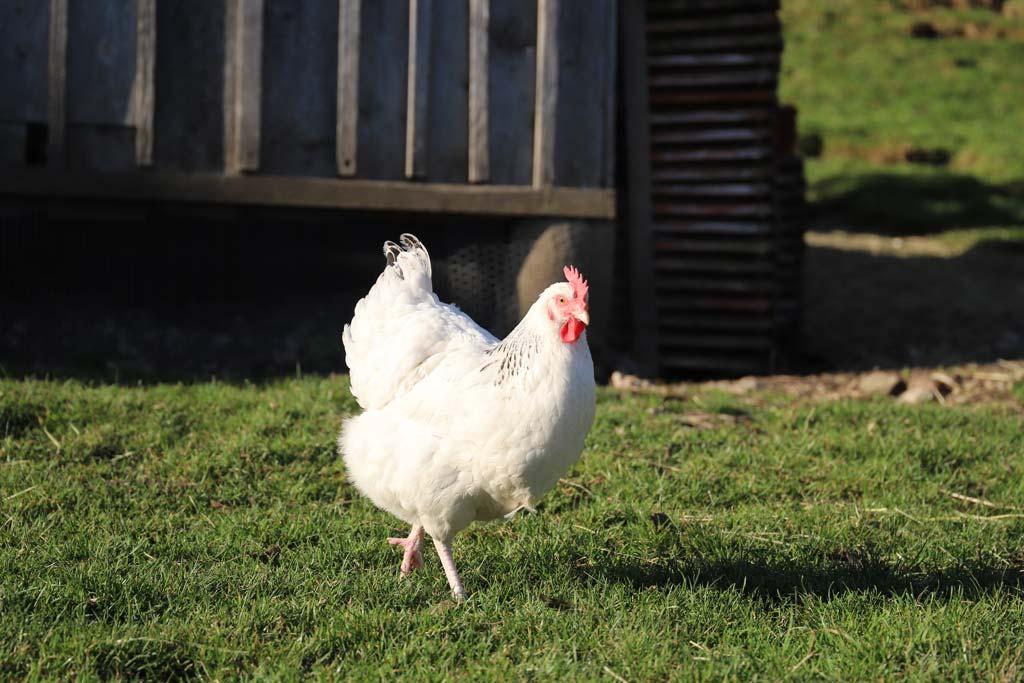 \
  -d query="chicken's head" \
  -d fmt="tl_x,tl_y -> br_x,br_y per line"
545,265 -> 590,344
